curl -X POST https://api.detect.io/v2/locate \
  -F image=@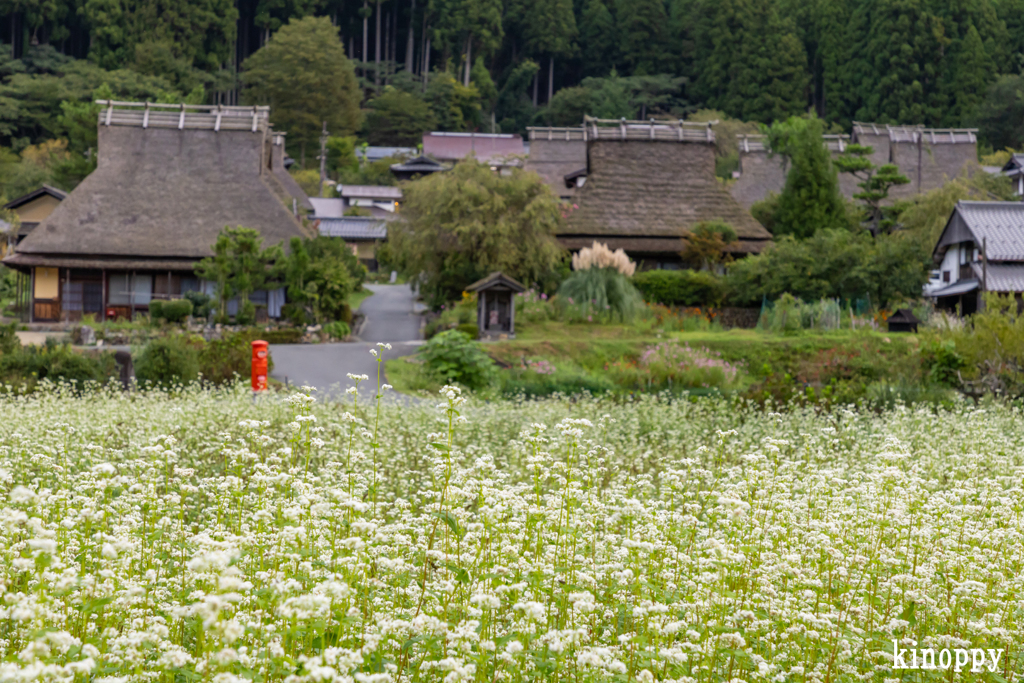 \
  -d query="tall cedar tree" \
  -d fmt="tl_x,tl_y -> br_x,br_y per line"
616,0 -> 669,76
522,0 -> 576,100
390,160 -> 565,306
768,116 -> 847,238
83,0 -> 236,73
846,0 -> 947,124
578,0 -> 616,78
428,0 -> 503,85
693,0 -> 808,123
242,16 -> 362,161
